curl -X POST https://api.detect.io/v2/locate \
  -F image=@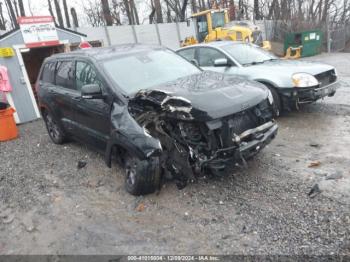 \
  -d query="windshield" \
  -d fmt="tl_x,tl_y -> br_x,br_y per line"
103,49 -> 201,95
222,44 -> 277,65
212,12 -> 225,29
